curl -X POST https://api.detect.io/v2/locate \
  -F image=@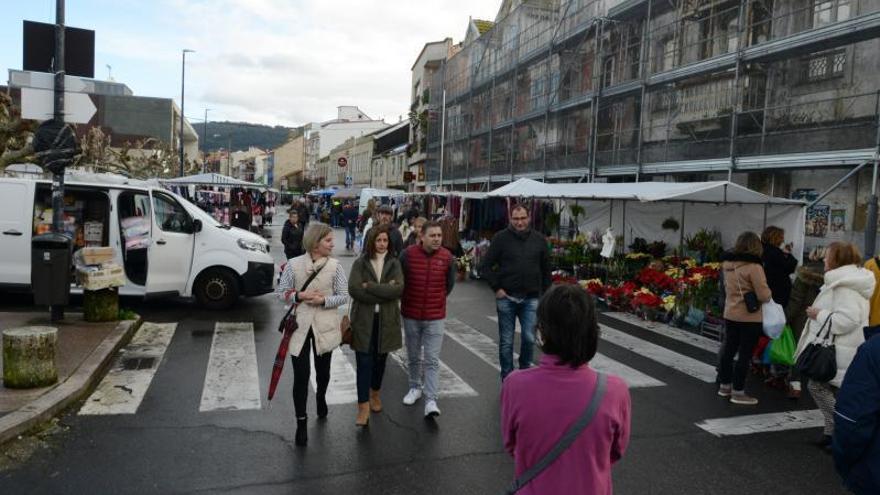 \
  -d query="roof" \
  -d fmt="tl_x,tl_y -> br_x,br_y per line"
410,38 -> 453,71
160,173 -> 268,189
473,19 -> 495,34
487,178 -> 805,205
